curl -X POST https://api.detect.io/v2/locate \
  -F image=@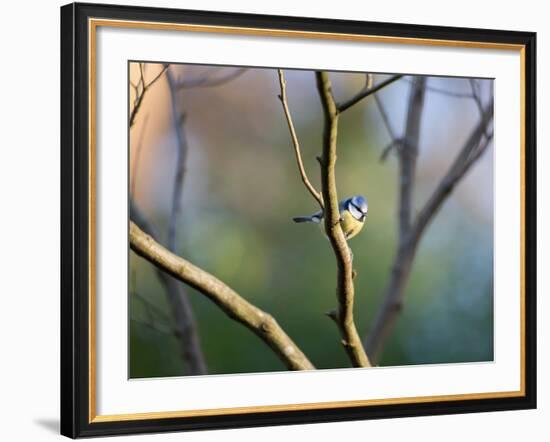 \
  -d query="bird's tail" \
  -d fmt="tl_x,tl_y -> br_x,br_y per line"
292,216 -> 314,223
